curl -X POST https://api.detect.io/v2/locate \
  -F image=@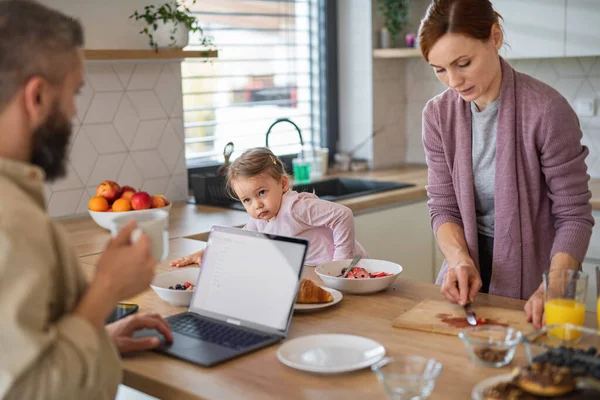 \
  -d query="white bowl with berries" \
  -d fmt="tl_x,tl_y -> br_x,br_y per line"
150,268 -> 200,306
315,259 -> 402,294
